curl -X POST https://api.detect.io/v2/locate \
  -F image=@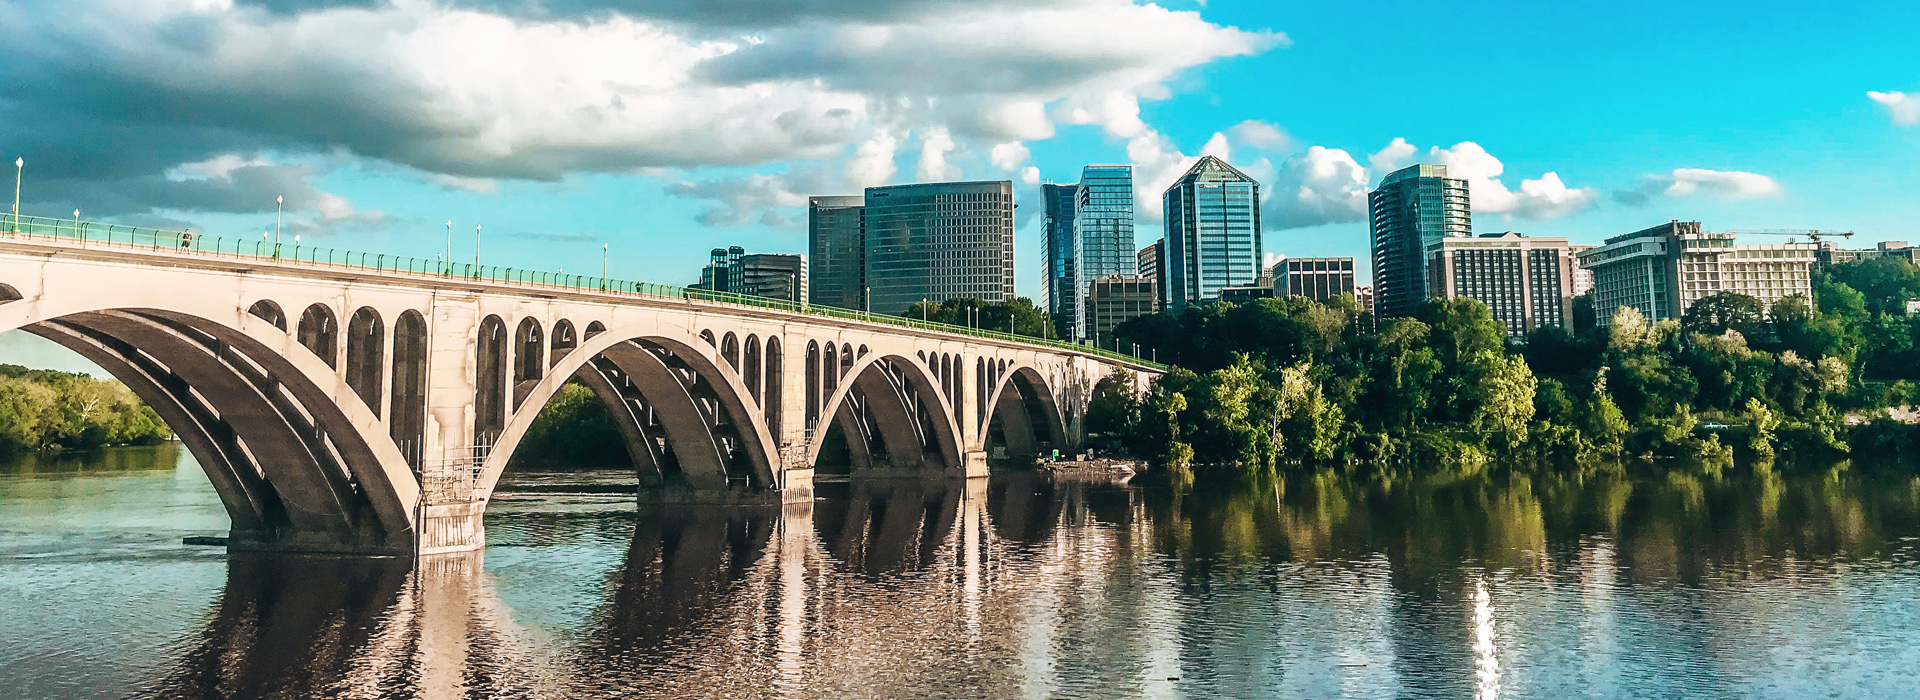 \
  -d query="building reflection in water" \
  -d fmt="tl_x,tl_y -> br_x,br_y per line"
134,467 -> 1920,699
